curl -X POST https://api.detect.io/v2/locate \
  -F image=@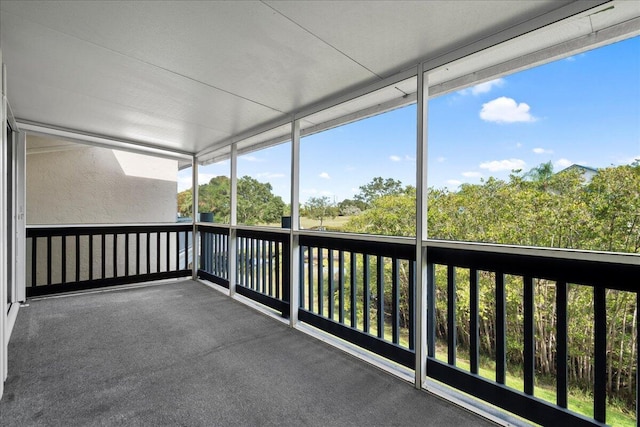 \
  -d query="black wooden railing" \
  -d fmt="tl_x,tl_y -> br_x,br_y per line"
235,229 -> 290,318
426,241 -> 639,427
196,228 -> 638,425
31,223 -> 636,426
197,224 -> 229,287
299,234 -> 415,368
26,224 -> 192,297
